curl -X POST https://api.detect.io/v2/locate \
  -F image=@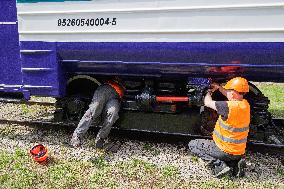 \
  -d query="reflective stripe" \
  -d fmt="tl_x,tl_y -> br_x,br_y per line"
213,130 -> 247,144
218,119 -> 249,132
